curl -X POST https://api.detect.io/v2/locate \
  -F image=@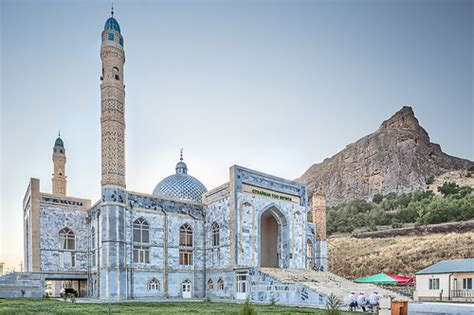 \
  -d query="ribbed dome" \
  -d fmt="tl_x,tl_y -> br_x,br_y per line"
104,17 -> 121,34
153,153 -> 207,202
54,137 -> 64,148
